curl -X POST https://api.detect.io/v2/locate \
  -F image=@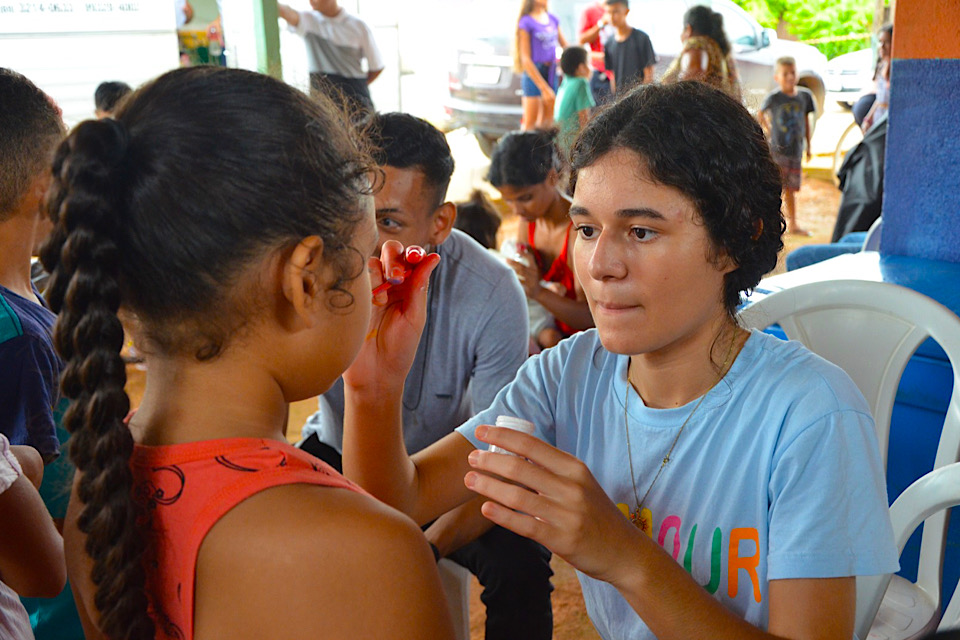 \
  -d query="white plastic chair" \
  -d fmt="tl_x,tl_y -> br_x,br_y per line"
862,218 -> 883,251
438,558 -> 471,640
740,280 -> 960,469
740,280 -> 960,638
857,463 -> 960,639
